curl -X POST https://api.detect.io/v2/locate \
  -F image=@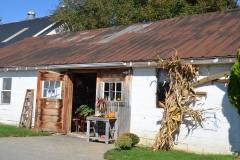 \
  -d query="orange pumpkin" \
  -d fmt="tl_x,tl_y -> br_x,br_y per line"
108,112 -> 115,118
104,115 -> 108,118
